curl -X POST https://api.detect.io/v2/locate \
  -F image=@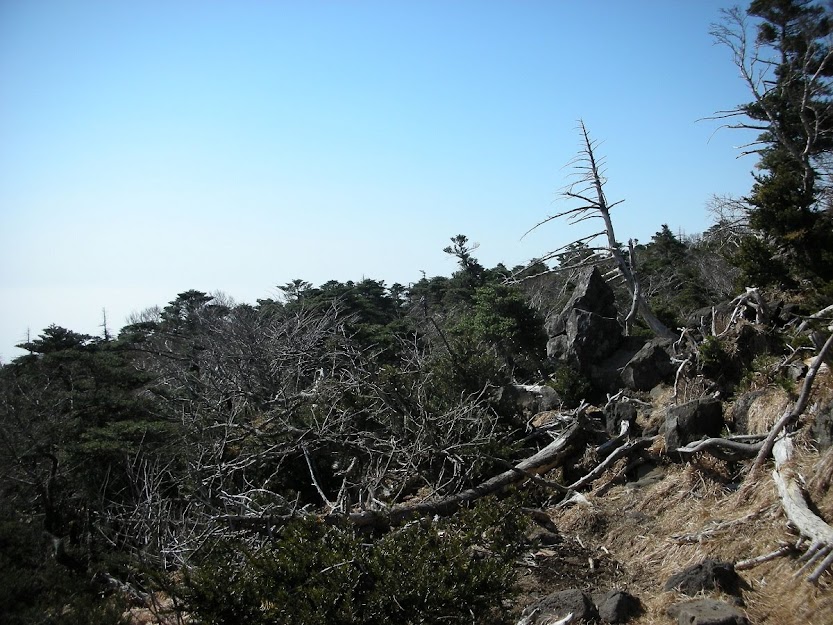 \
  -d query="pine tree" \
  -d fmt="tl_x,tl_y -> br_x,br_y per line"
712,0 -> 833,285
